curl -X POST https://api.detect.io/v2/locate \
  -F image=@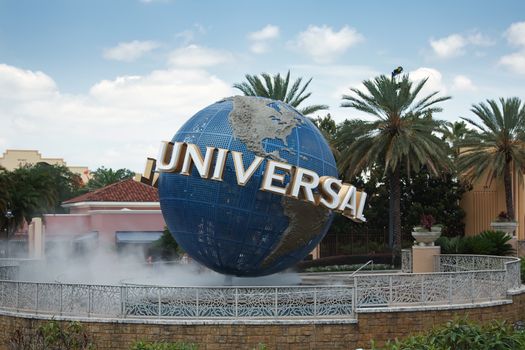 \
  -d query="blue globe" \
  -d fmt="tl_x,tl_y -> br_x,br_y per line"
158,96 -> 338,276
